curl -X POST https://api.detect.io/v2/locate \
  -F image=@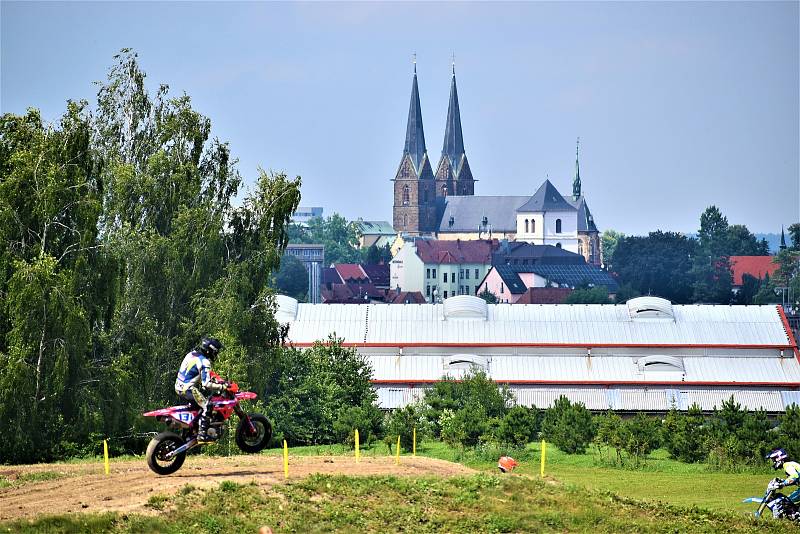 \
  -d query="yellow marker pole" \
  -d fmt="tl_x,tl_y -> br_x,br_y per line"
413,427 -> 416,457
395,435 -> 401,465
540,439 -> 546,477
355,429 -> 360,463
283,439 -> 289,479
103,439 -> 110,475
